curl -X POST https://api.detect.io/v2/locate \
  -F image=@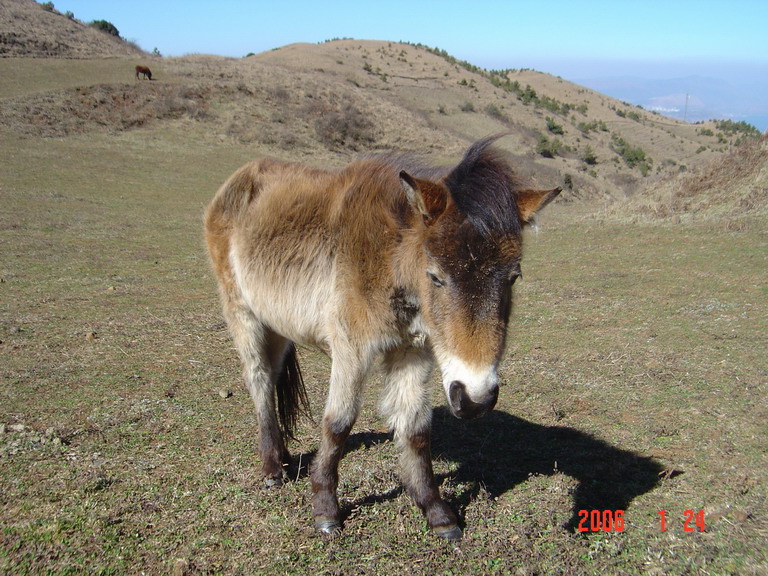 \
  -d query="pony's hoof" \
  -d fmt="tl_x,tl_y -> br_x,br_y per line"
314,517 -> 342,536
432,524 -> 463,541
264,476 -> 284,489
